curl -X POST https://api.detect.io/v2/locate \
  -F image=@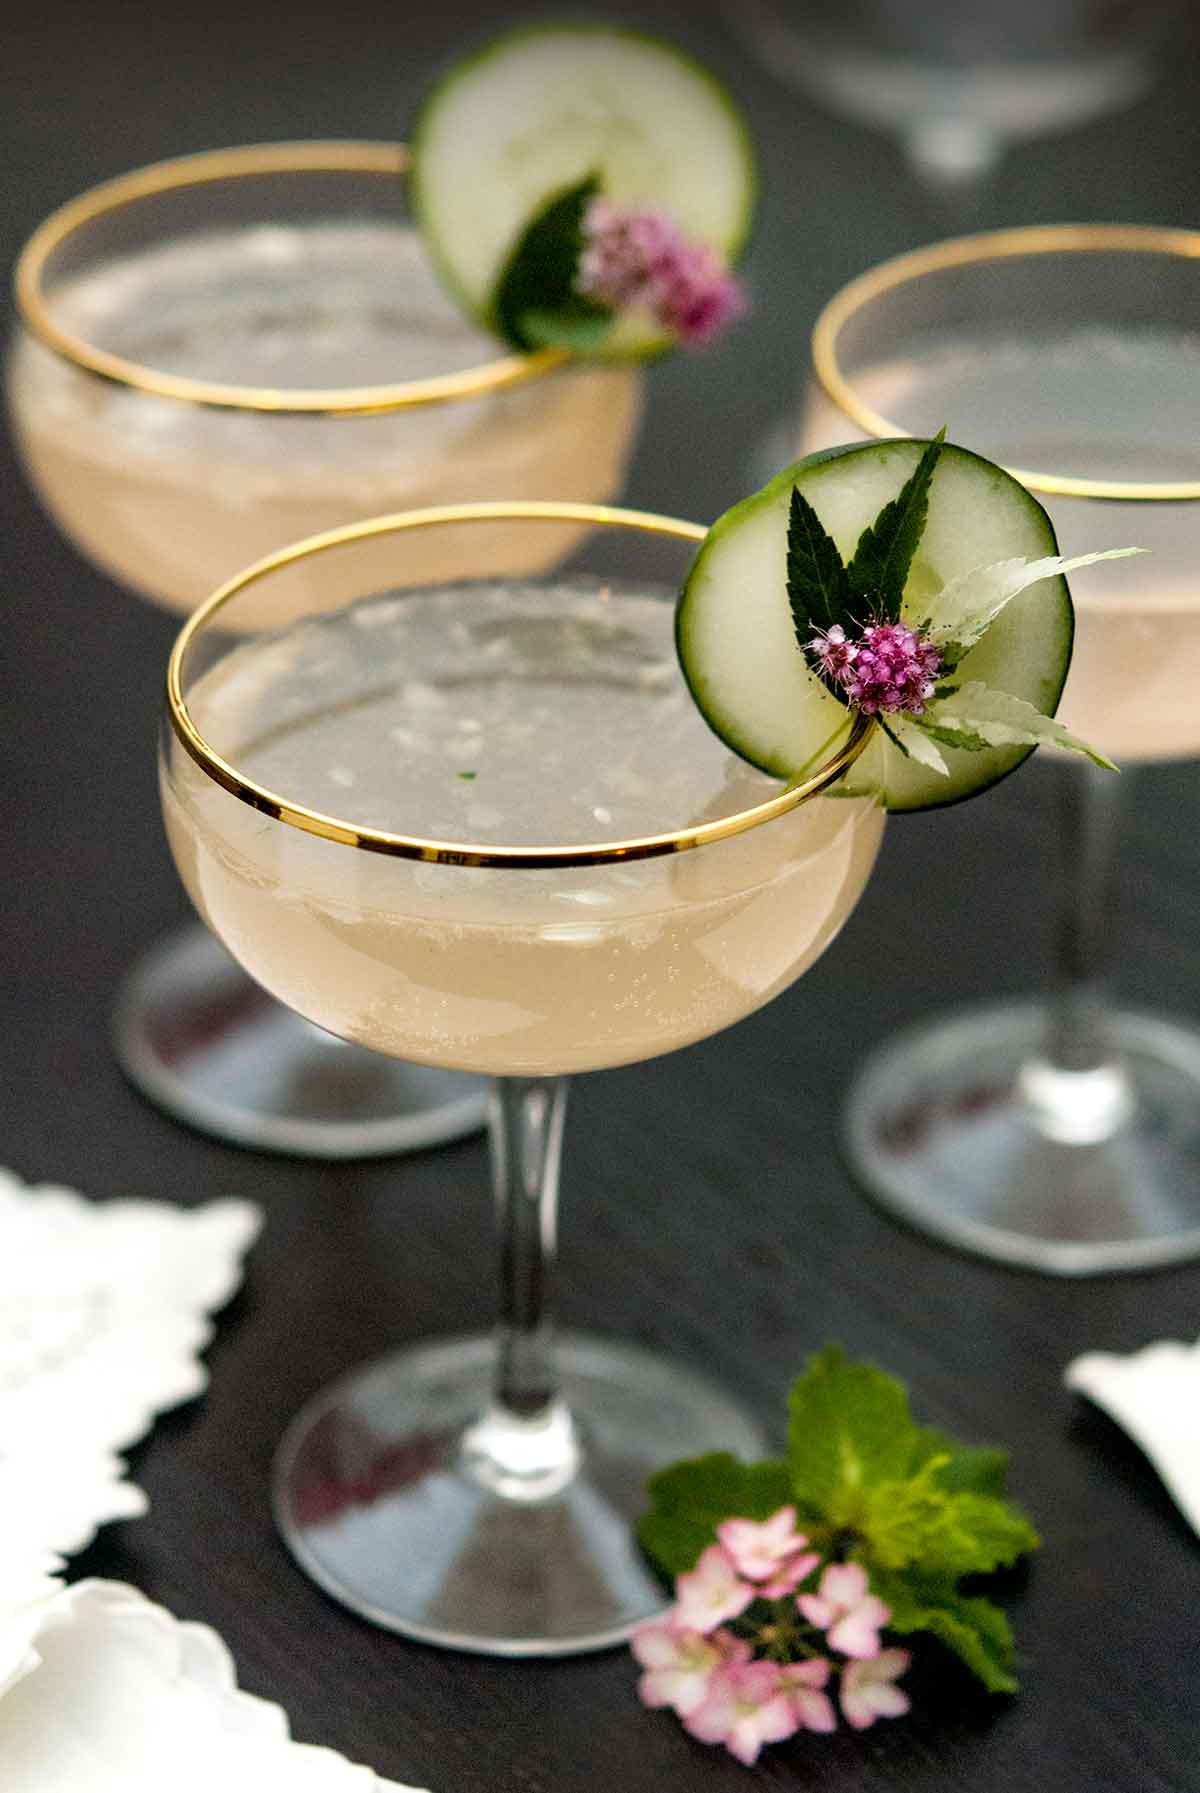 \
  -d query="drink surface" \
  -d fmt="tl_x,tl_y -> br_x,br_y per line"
801,324 -> 1200,762
8,220 -> 641,612
163,579 -> 884,1075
